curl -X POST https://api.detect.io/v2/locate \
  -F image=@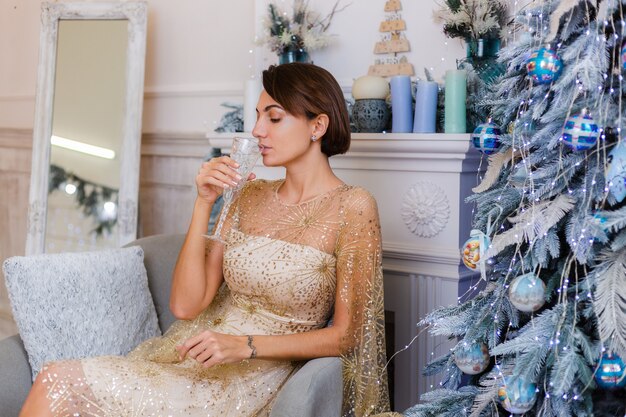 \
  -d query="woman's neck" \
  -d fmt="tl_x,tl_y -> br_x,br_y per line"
280,154 -> 343,205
